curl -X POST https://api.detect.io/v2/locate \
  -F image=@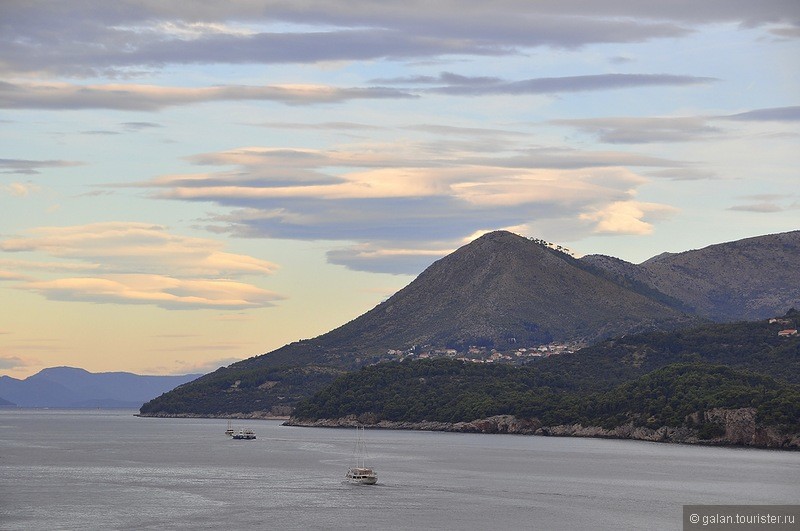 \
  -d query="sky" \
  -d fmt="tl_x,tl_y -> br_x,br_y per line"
1,1 -> 799,379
